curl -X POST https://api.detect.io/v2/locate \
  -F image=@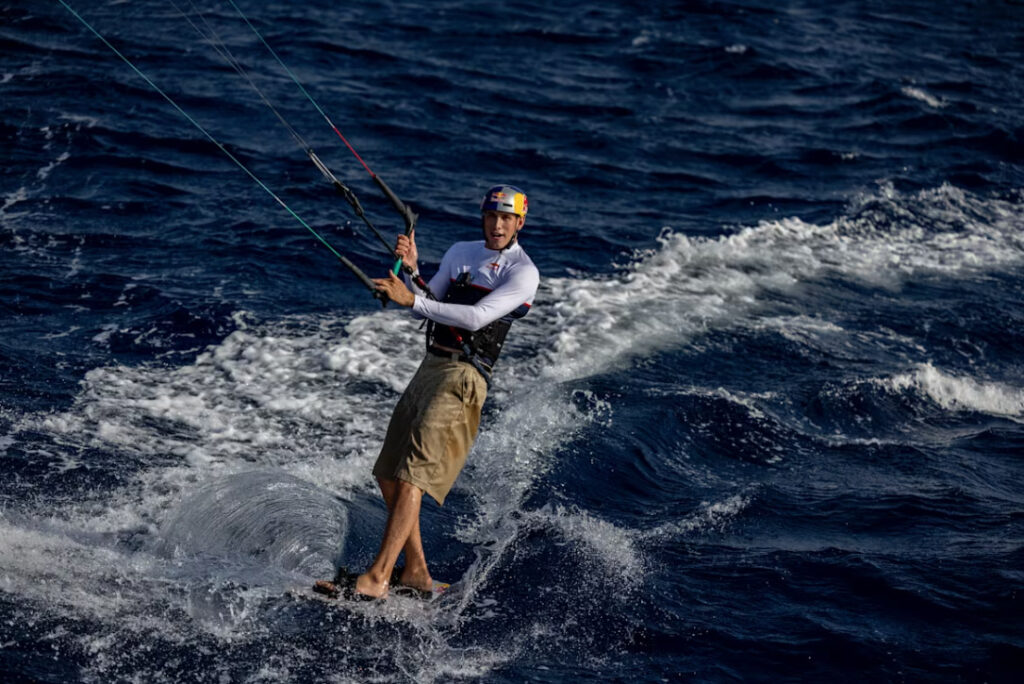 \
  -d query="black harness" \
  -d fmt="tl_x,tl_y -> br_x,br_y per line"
426,272 -> 529,384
